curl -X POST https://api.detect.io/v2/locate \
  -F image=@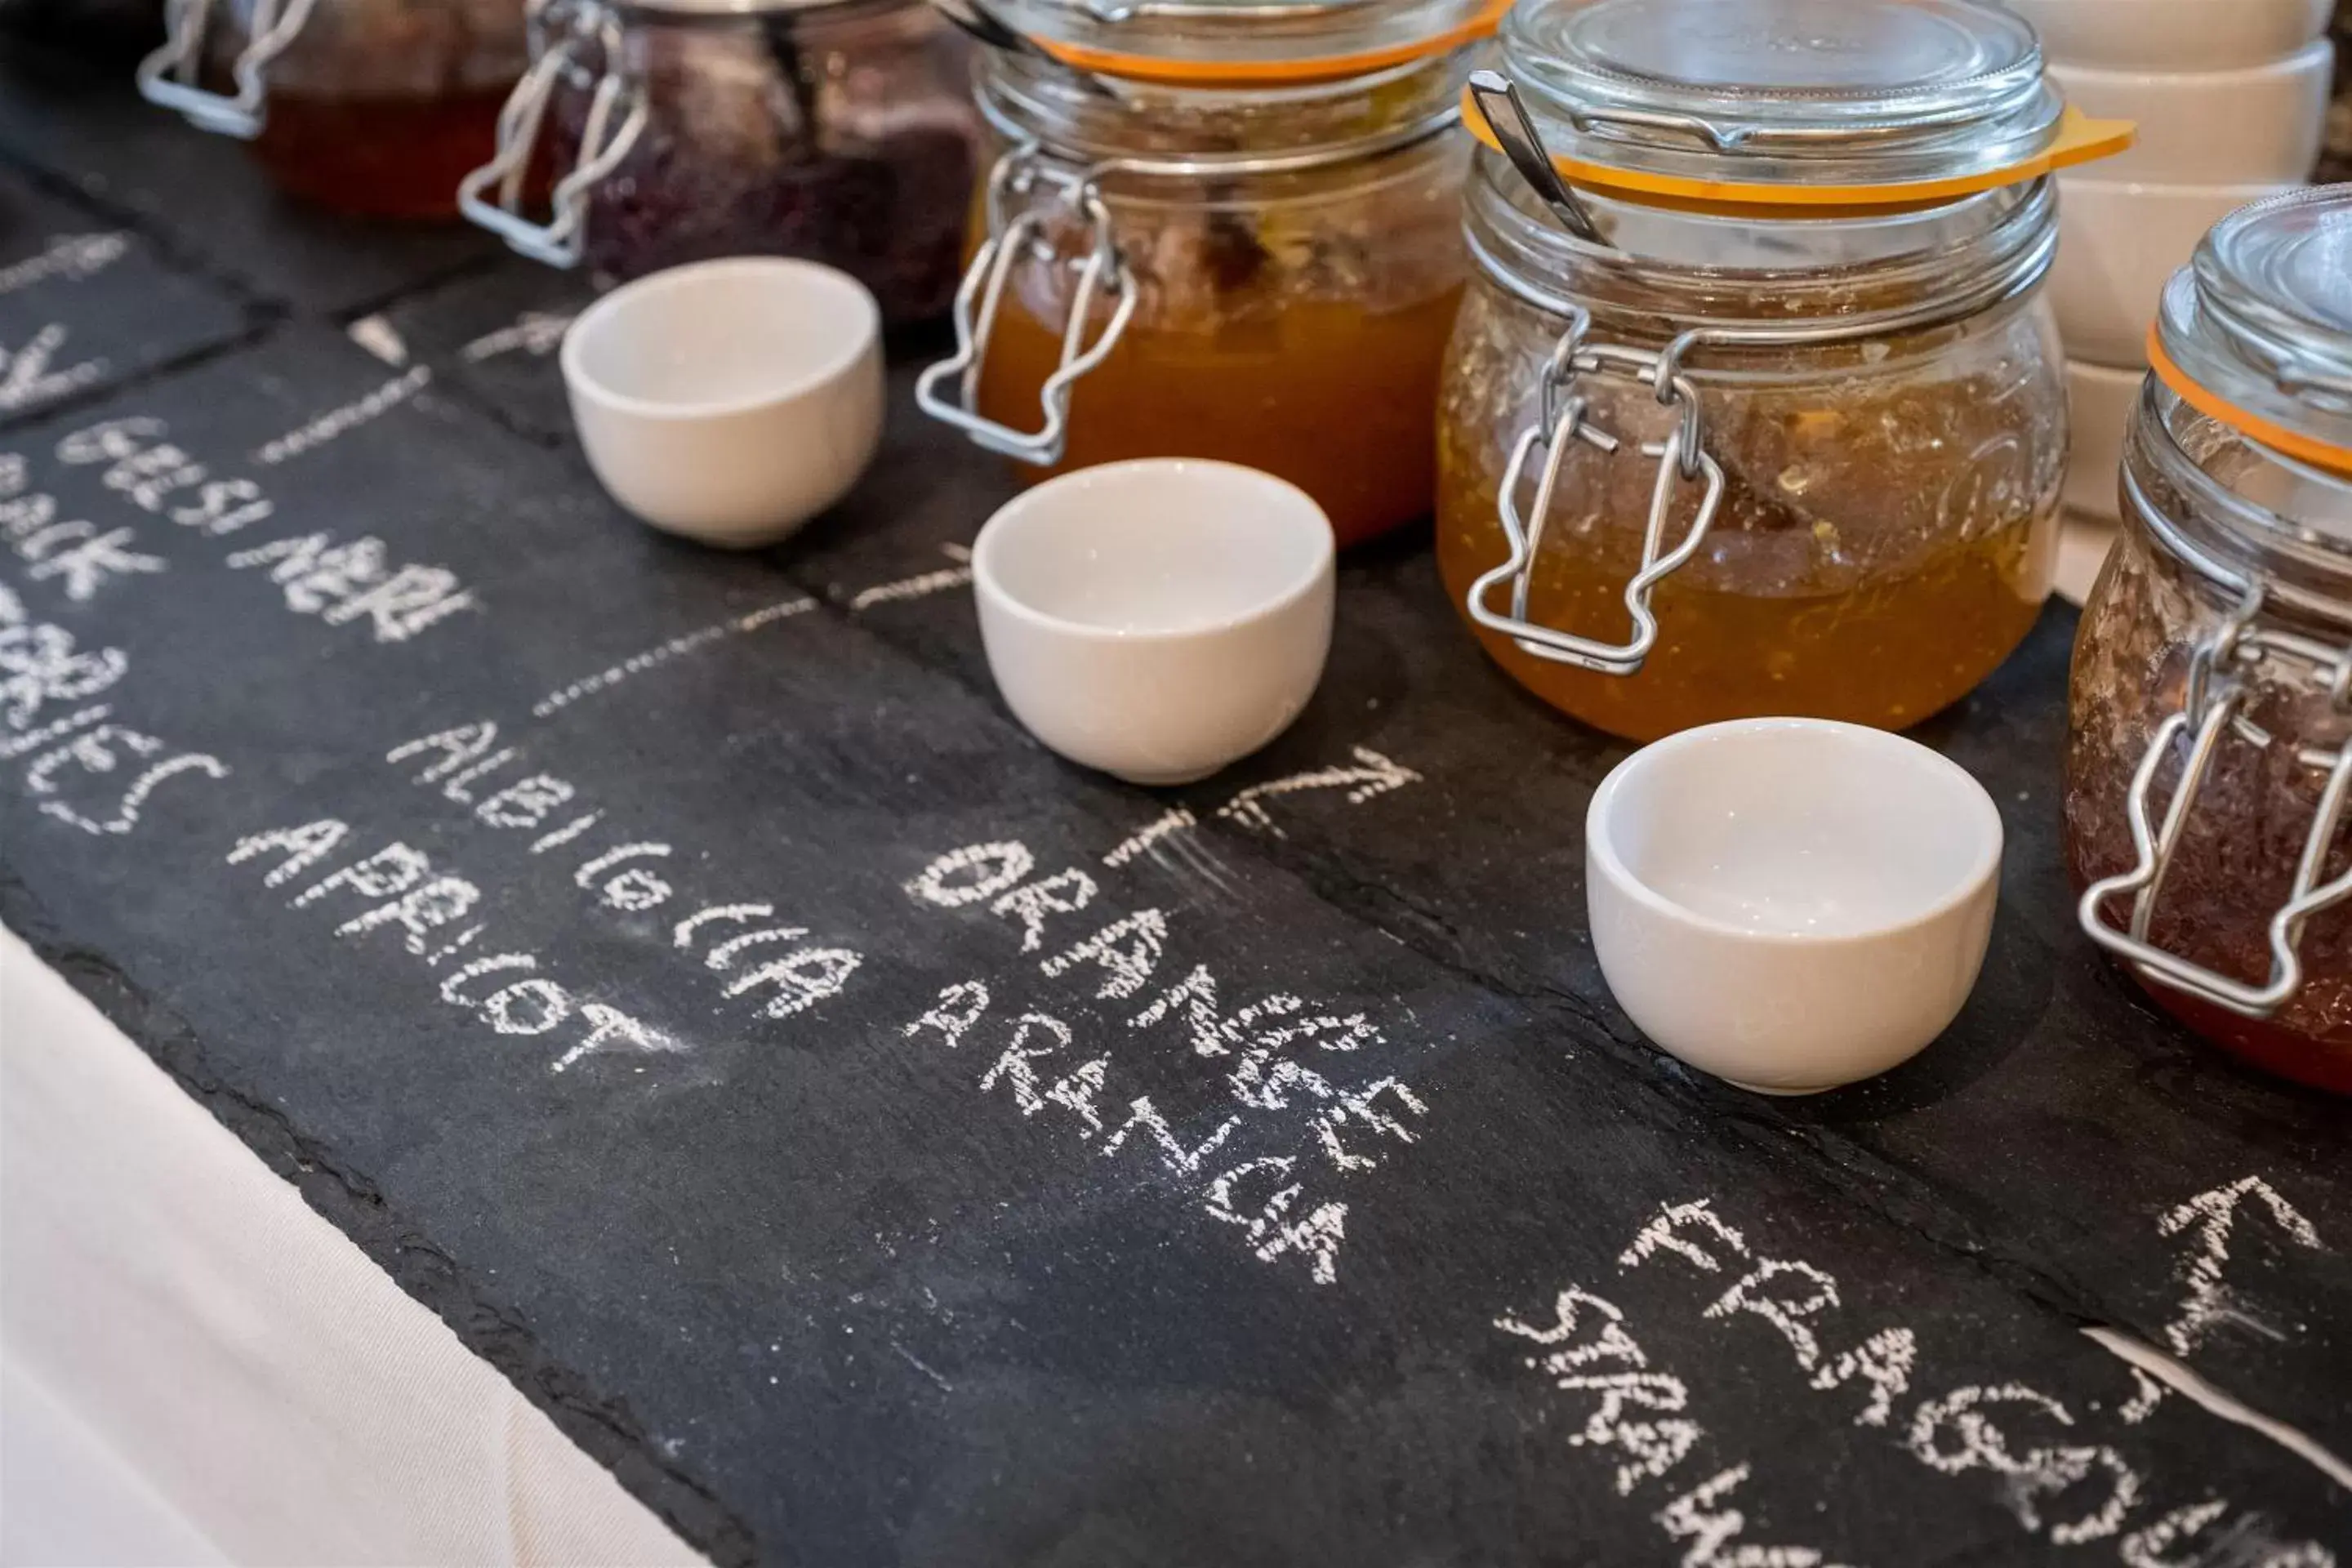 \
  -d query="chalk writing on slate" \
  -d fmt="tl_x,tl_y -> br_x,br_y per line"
0,134 -> 2346,1567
